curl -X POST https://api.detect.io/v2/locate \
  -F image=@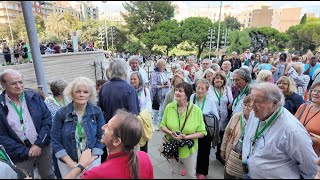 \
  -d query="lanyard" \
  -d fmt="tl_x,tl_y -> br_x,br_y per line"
0,151 -> 8,161
213,87 -> 222,106
238,113 -> 246,146
10,94 -> 24,131
233,85 -> 249,109
302,106 -> 320,127
53,96 -> 65,107
74,103 -> 86,143
195,95 -> 206,112
177,103 -> 189,132
251,107 -> 283,150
